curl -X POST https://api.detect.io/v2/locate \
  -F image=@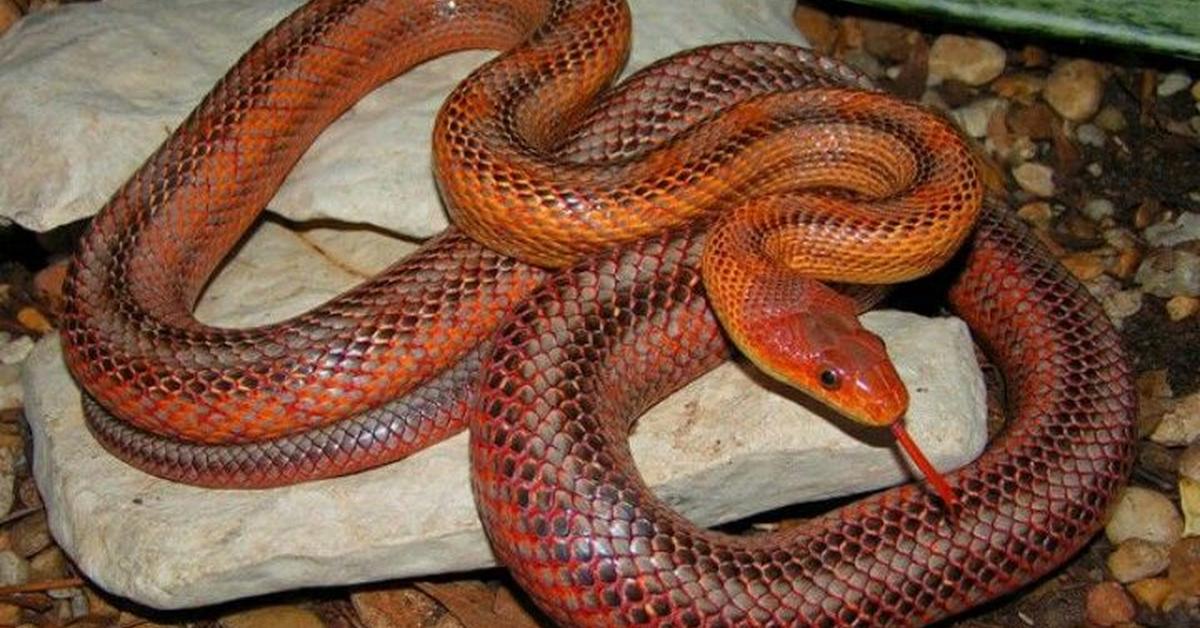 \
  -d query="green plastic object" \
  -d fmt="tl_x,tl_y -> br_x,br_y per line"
837,0 -> 1200,58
